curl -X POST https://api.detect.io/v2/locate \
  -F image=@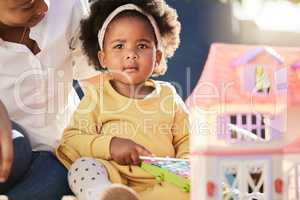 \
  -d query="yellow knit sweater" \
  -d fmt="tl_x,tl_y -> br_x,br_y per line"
56,76 -> 189,190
